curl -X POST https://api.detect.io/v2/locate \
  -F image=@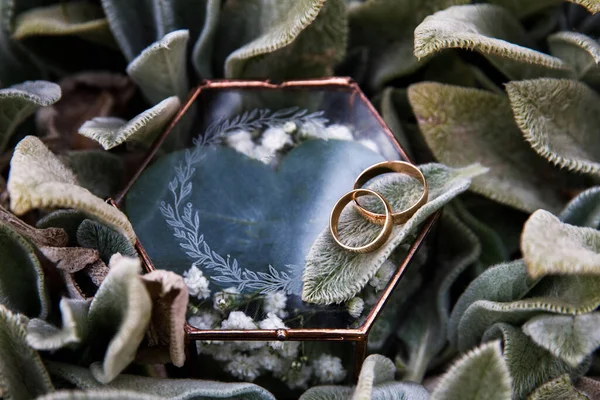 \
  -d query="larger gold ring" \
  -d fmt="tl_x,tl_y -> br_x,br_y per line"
353,161 -> 428,226
330,189 -> 393,253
